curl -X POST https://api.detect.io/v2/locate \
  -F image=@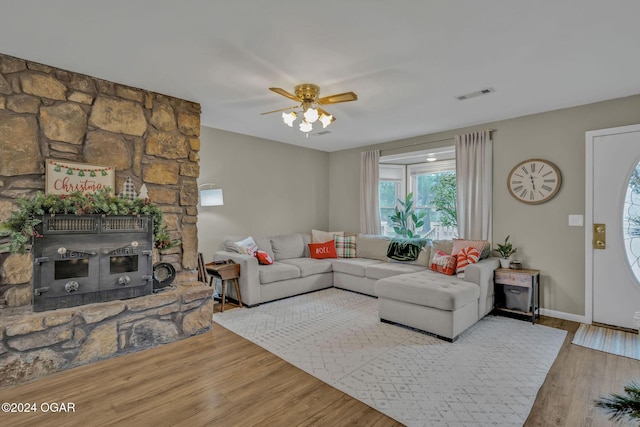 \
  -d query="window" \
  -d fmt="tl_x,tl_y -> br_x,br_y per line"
379,165 -> 405,237
408,160 -> 457,239
379,147 -> 457,239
